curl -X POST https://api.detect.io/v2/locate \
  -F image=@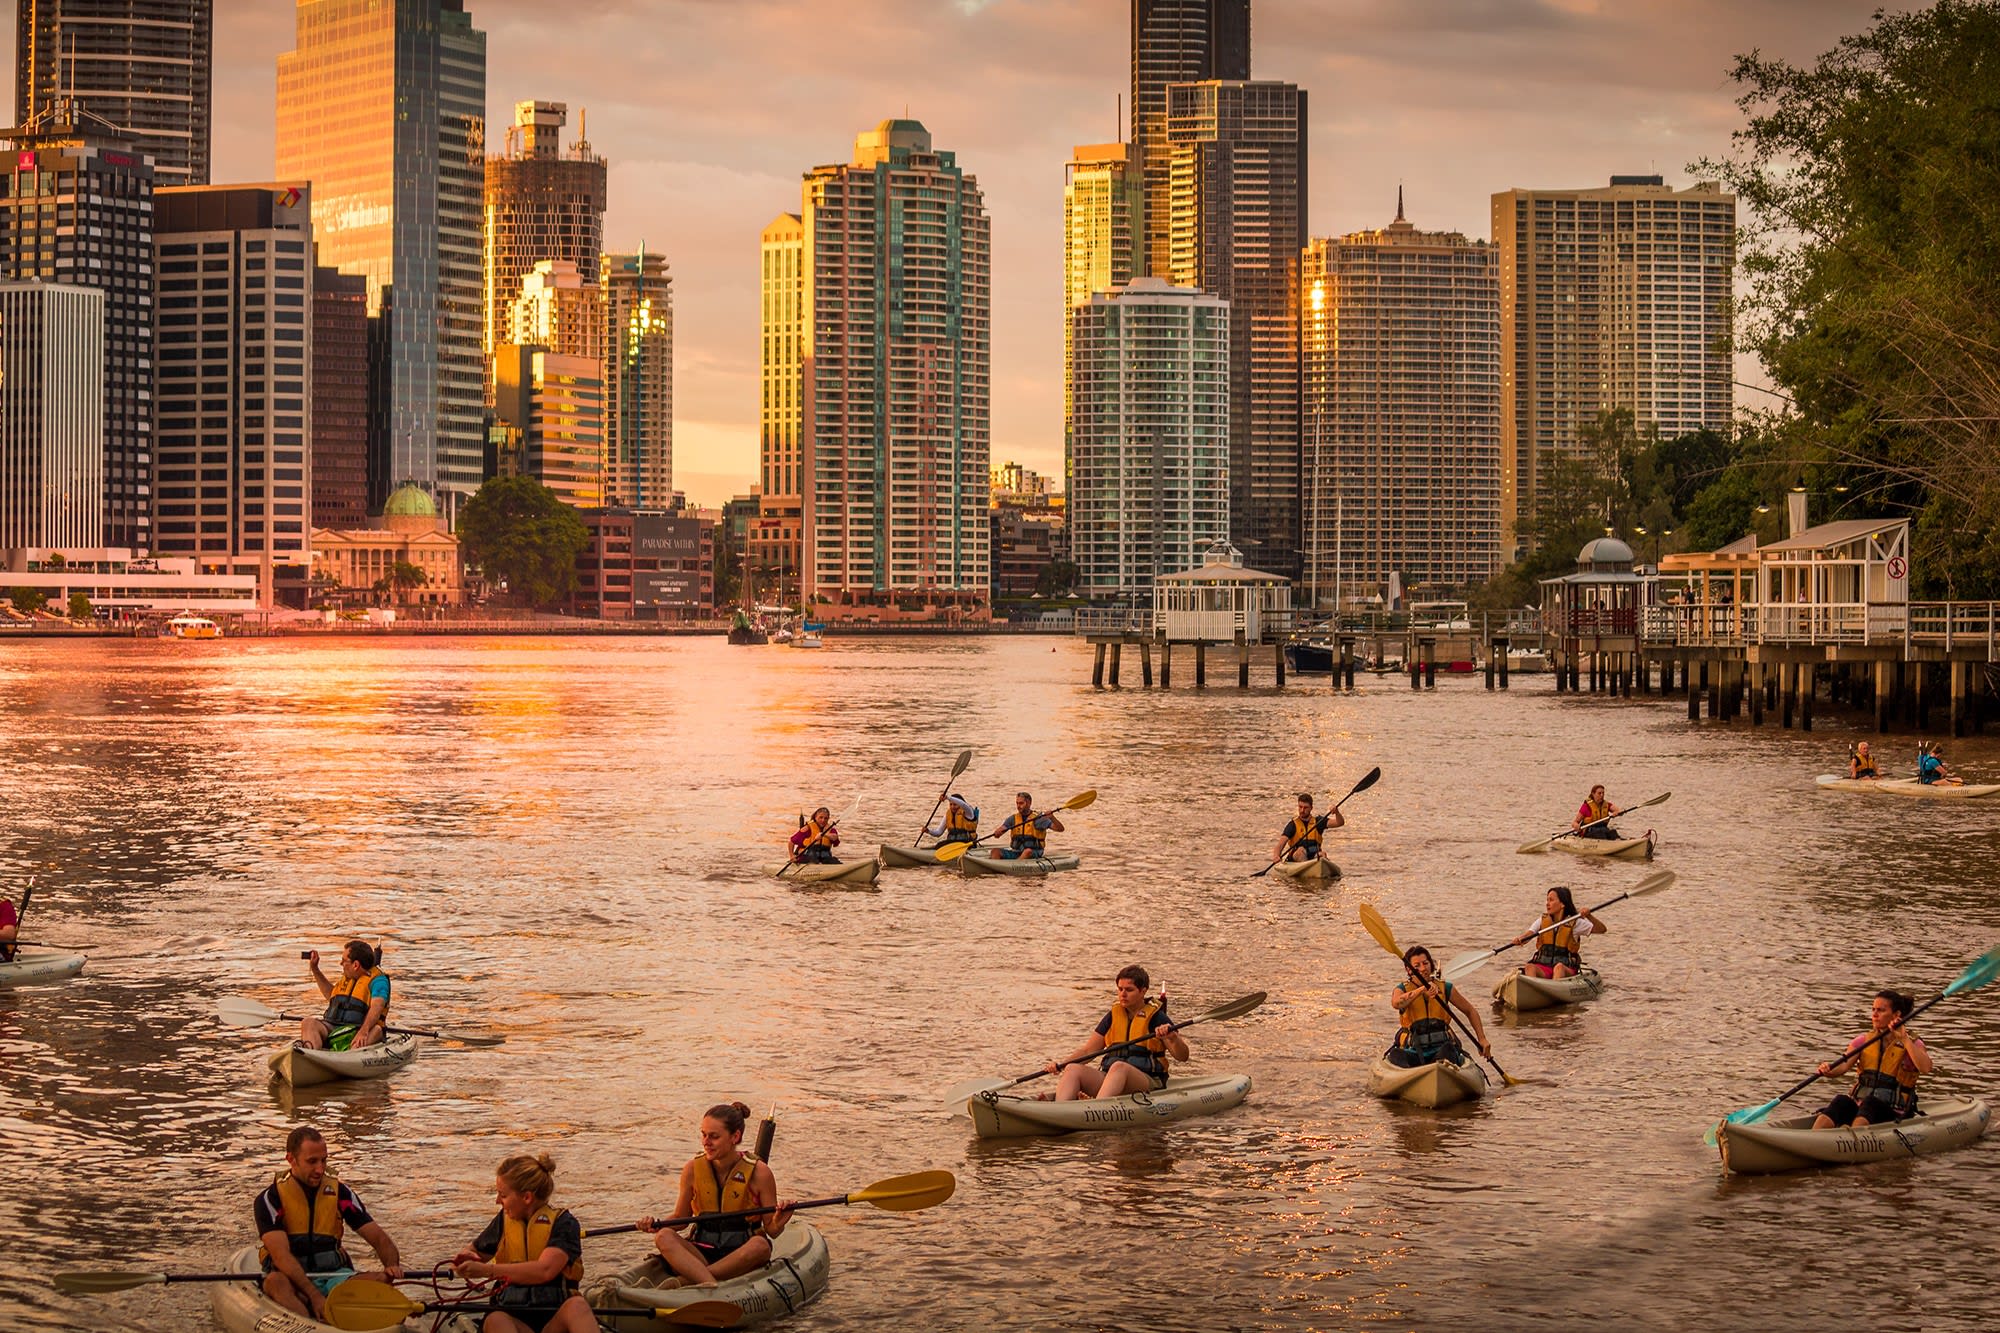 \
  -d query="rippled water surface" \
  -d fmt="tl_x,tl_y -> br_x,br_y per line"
5,636 -> 2000,1331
